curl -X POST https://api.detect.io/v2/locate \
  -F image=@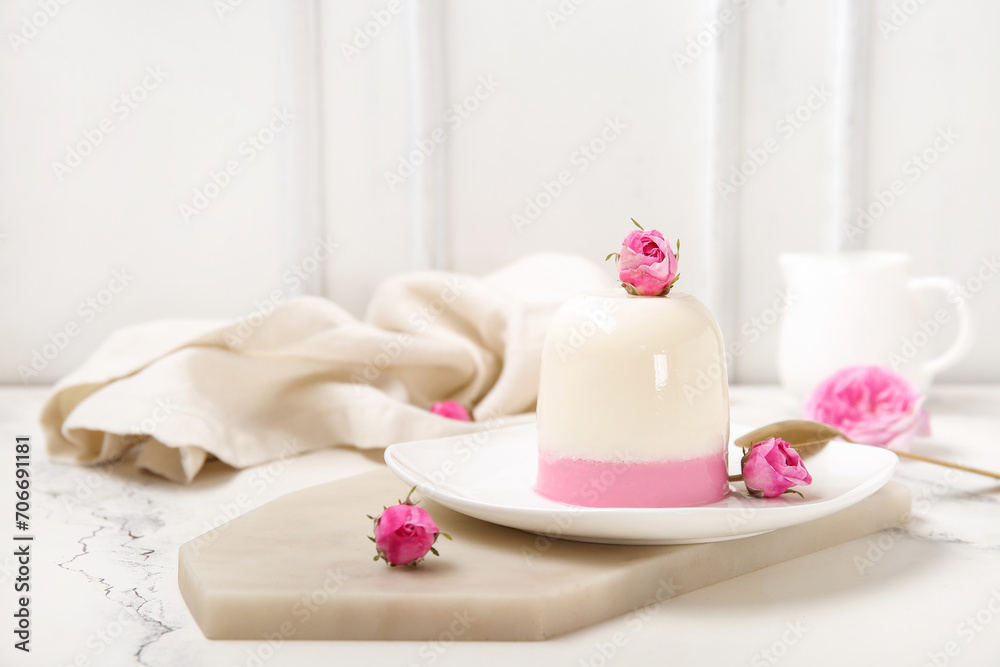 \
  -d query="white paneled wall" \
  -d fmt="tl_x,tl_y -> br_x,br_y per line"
0,0 -> 319,383
320,0 -> 411,317
733,0 -> 1000,383
3,0 -> 999,384
733,1 -> 839,382
864,0 -> 1000,382
443,0 -> 712,285
322,0 -> 725,327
